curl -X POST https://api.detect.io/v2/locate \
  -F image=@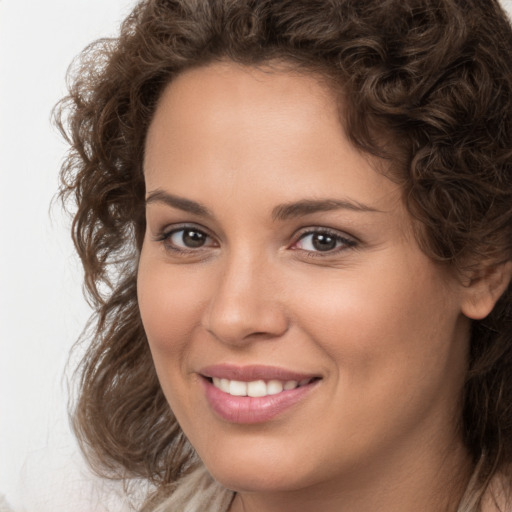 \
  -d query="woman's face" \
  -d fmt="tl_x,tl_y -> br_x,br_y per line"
138,62 -> 472,497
